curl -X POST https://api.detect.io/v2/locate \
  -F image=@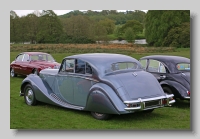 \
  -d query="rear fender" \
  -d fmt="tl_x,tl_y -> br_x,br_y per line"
85,83 -> 129,114
160,80 -> 188,99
